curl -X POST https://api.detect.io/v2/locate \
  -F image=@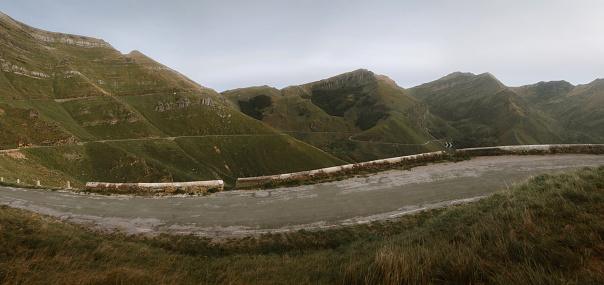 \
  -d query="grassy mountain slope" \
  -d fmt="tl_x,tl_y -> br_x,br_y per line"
0,12 -> 345,187
513,79 -> 604,143
408,72 -> 566,148
224,69 -> 456,162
